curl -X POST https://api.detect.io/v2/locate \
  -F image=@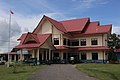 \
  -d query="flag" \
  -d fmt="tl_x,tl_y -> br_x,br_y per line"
10,10 -> 14,14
